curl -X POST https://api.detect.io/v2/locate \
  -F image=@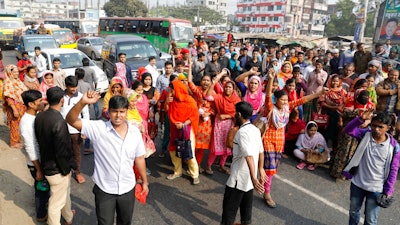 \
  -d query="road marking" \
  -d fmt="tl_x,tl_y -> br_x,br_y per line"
275,174 -> 364,224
